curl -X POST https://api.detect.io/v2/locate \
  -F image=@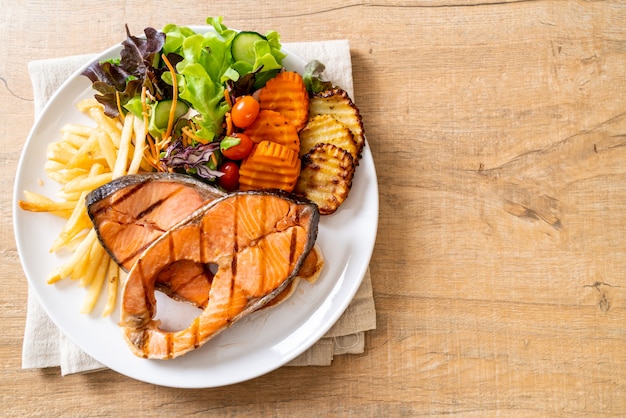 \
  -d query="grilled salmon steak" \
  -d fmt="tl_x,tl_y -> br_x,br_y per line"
86,173 -> 323,311
114,189 -> 319,359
